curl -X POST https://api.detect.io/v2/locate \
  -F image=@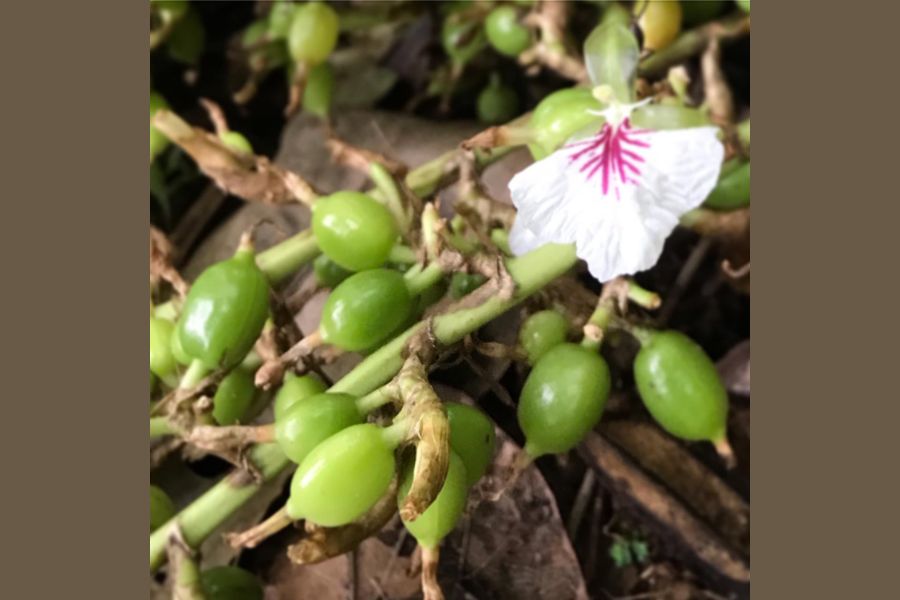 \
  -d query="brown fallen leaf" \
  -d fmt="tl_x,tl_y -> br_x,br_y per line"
441,435 -> 590,600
